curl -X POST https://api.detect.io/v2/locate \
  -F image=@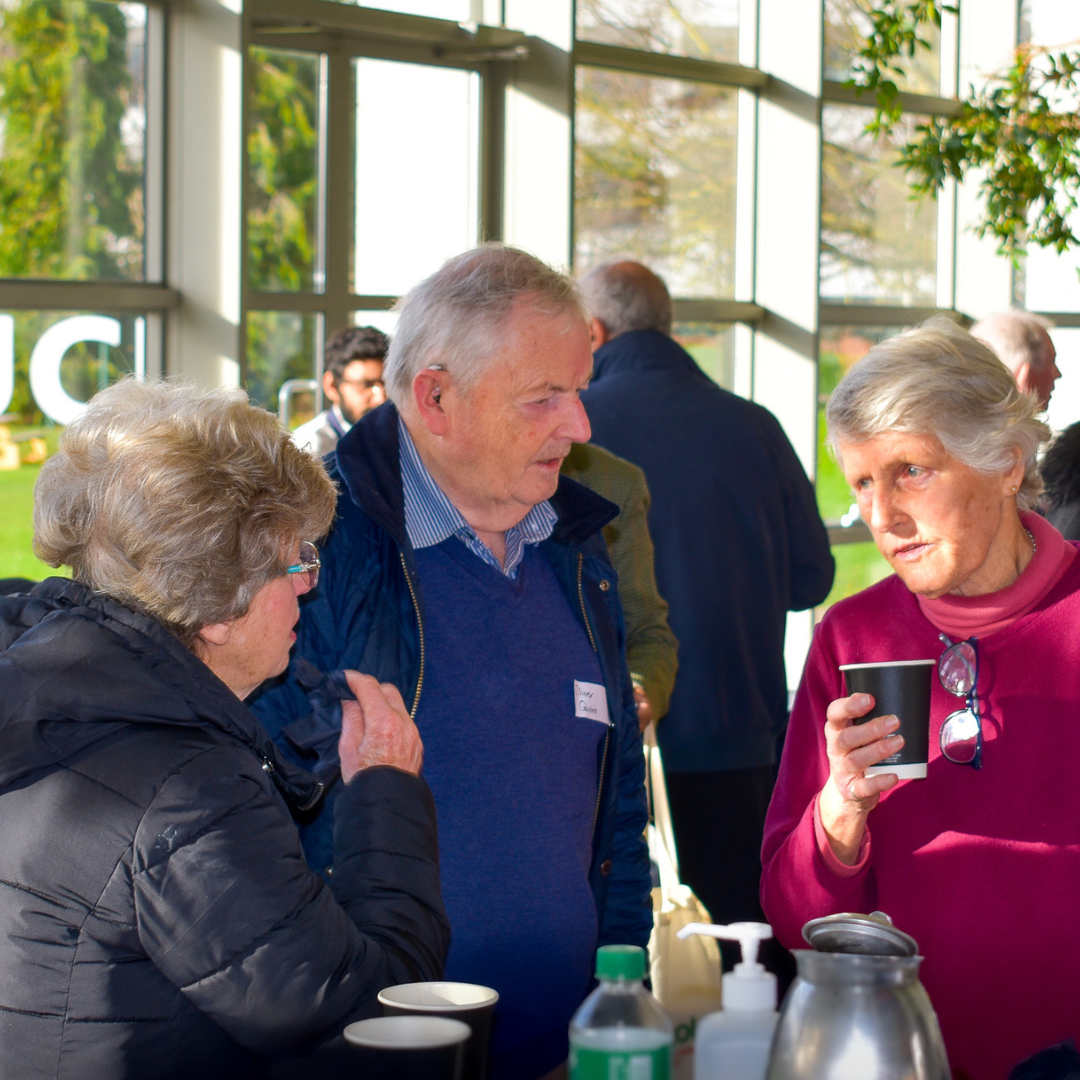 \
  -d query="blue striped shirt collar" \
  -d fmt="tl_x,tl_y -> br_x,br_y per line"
398,416 -> 557,578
